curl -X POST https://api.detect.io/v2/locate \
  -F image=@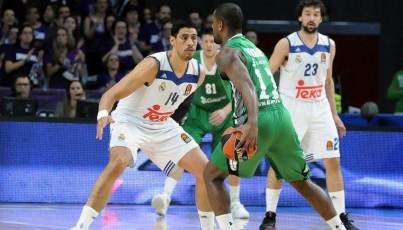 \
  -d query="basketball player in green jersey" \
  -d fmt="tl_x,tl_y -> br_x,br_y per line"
152,28 -> 250,220
203,3 -> 347,230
